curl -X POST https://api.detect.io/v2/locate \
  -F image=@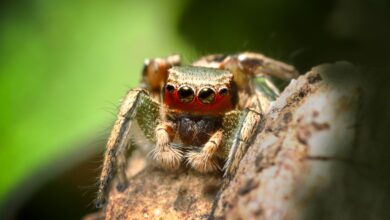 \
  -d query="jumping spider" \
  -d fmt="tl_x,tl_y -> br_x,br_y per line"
96,52 -> 298,207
